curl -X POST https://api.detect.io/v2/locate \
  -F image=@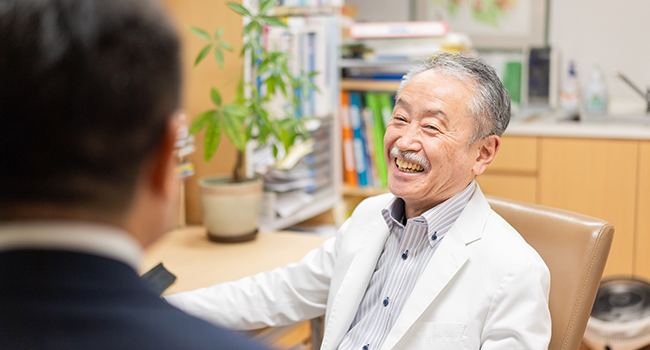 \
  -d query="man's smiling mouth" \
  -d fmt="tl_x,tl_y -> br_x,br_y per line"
396,159 -> 425,173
